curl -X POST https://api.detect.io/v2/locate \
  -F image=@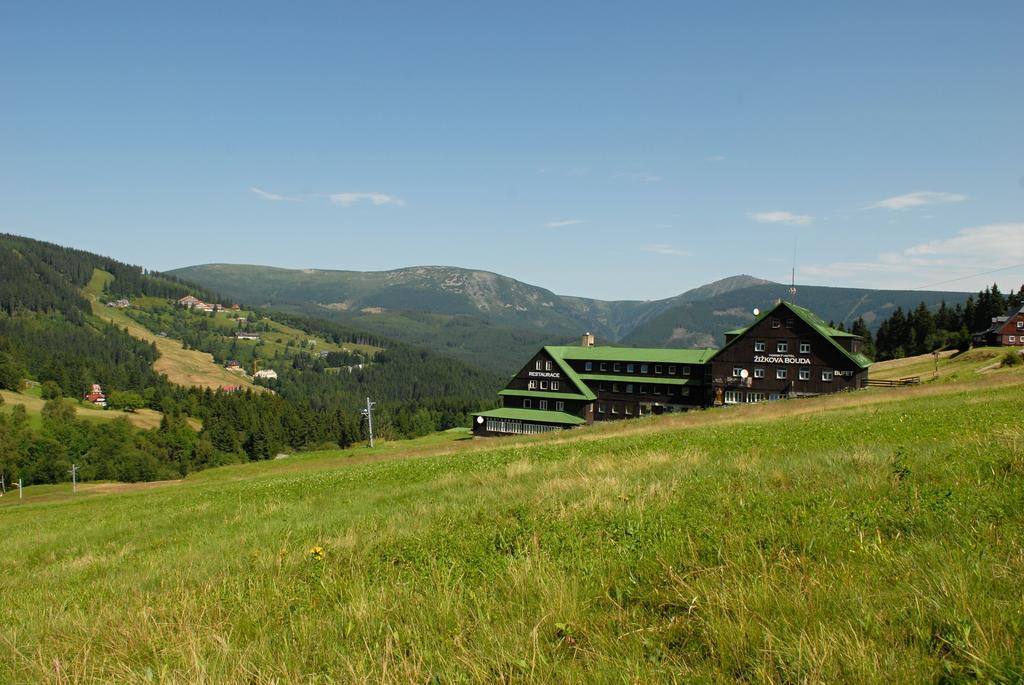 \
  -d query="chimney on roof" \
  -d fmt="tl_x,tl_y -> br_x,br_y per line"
581,332 -> 595,347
